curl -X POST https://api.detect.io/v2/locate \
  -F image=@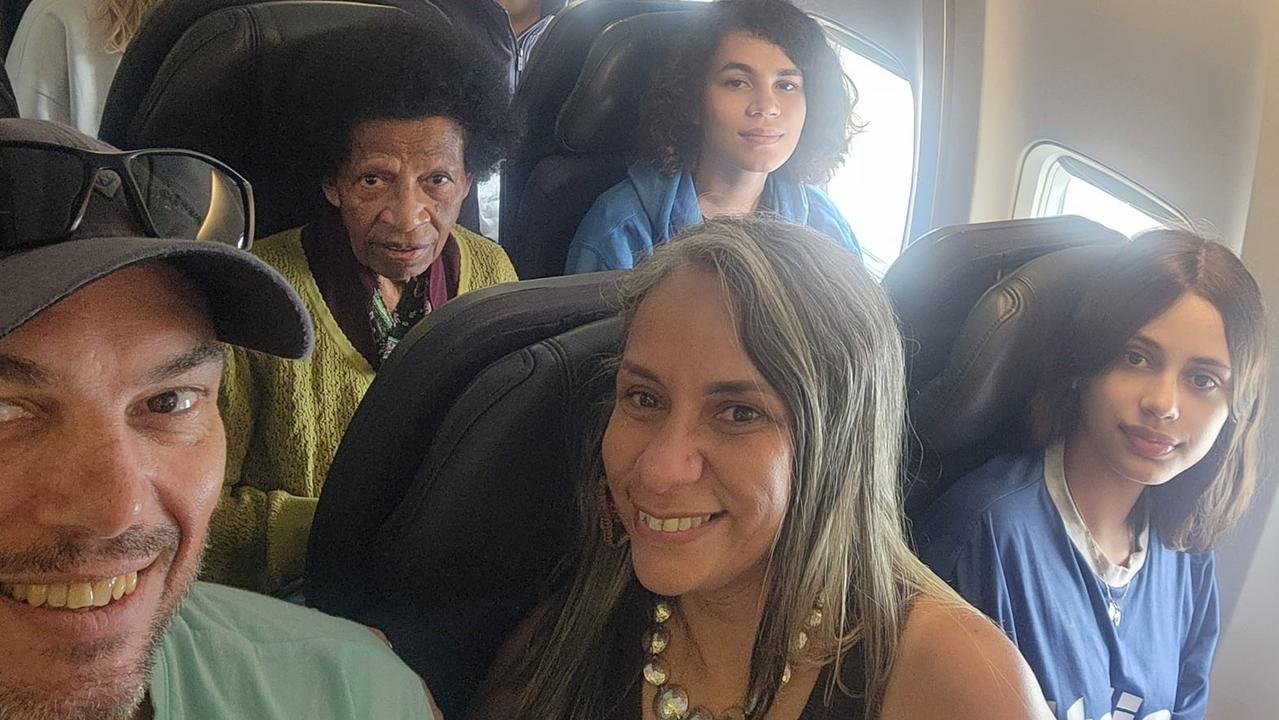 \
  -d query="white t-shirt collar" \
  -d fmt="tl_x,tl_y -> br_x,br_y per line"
1044,439 -> 1150,587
